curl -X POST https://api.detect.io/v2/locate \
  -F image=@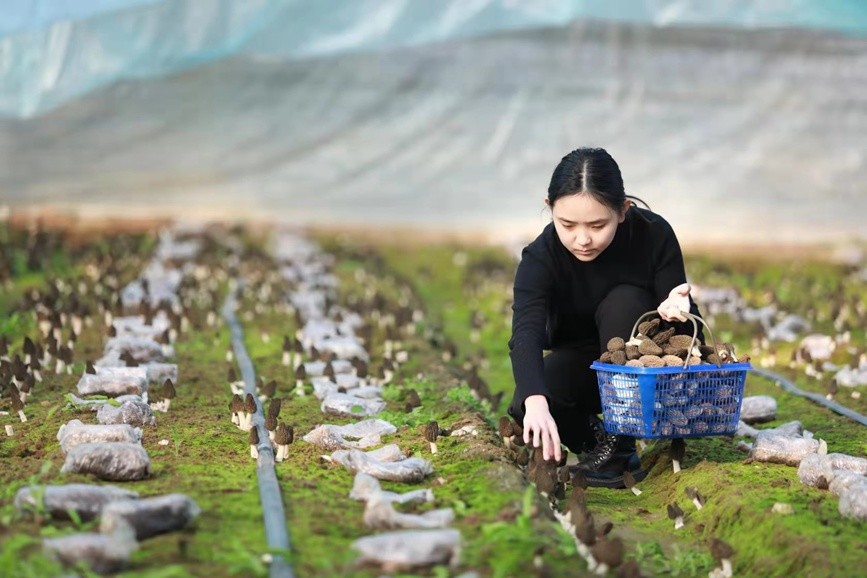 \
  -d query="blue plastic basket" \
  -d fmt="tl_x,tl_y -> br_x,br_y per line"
593,311 -> 750,439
